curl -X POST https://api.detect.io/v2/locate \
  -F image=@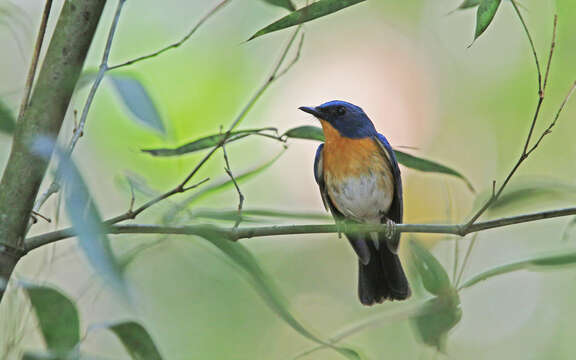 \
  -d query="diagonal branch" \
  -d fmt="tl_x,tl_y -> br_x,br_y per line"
464,15 -> 563,229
